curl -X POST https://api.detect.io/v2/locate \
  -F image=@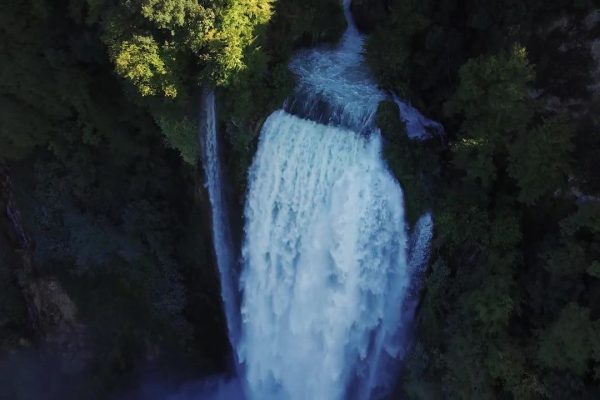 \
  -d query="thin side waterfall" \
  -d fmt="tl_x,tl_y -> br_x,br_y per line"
200,88 -> 240,355
391,94 -> 444,141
